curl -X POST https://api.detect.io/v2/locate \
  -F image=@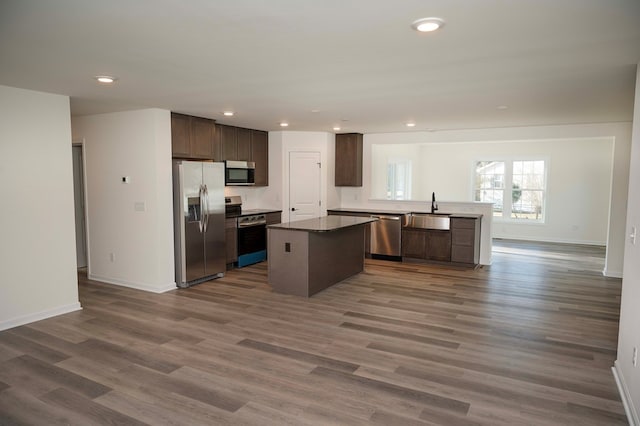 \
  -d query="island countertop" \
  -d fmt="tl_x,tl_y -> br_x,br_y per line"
267,215 -> 376,232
